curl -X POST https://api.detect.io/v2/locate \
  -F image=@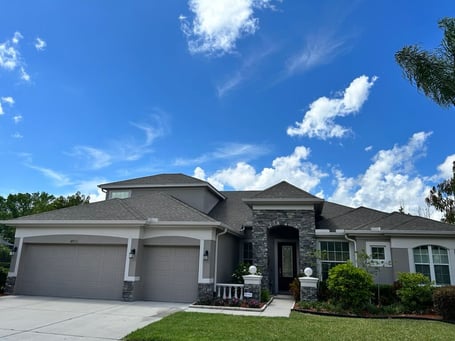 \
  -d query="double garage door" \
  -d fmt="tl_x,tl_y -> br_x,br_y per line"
15,244 -> 126,300
15,243 -> 200,303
